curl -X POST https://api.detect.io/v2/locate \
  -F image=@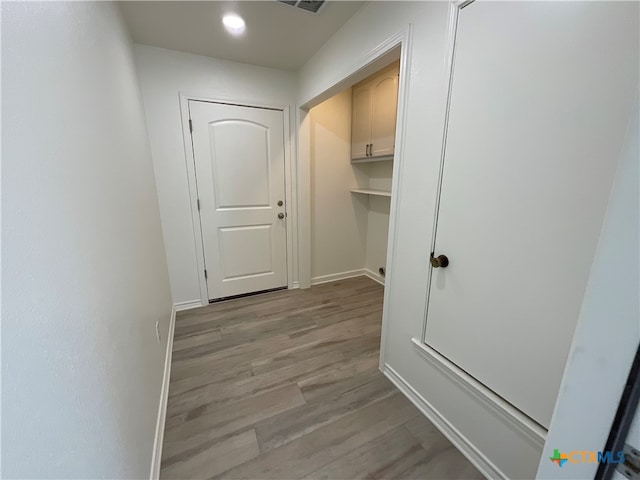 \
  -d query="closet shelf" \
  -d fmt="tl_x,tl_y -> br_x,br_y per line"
351,156 -> 393,164
350,188 -> 392,198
